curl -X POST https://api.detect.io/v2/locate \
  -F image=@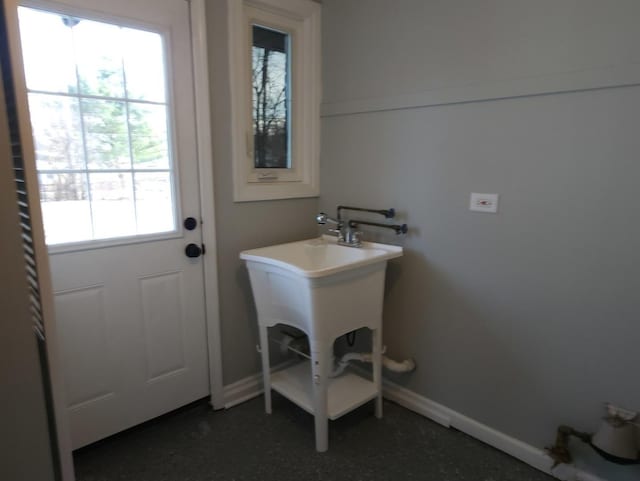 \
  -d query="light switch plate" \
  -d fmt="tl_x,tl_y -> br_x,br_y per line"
470,193 -> 499,213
